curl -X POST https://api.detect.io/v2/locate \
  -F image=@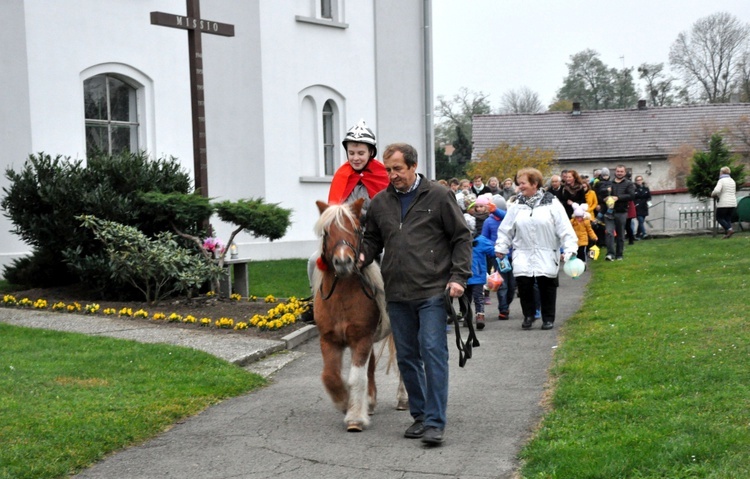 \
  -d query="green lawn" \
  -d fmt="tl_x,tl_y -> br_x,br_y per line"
0,258 -> 308,479
520,233 -> 750,478
0,326 -> 265,479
